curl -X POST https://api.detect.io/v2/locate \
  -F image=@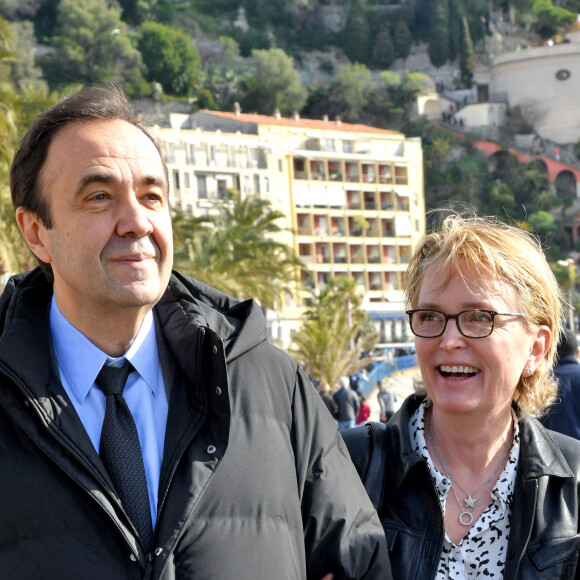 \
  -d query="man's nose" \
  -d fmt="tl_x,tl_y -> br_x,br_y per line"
116,196 -> 153,237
